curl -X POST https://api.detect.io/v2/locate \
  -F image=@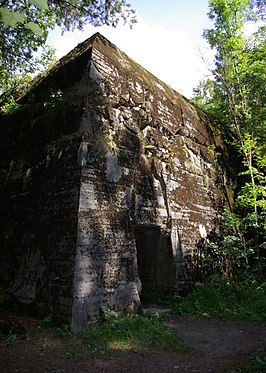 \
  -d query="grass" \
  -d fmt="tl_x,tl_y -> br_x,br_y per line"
1,292 -> 189,357
169,277 -> 266,321
57,313 -> 190,356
